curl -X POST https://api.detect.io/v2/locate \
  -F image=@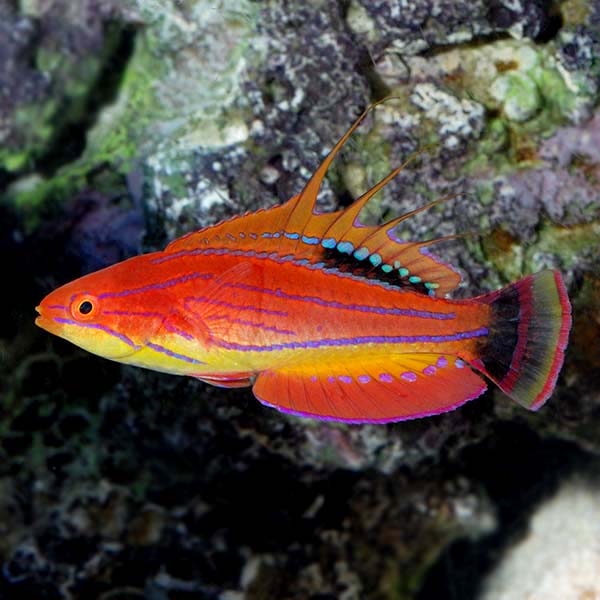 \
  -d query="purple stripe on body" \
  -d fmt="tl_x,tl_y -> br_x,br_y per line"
225,283 -> 455,320
53,317 -> 140,349
185,296 -> 288,317
48,304 -> 67,311
224,317 -> 296,336
151,248 -> 236,264
98,272 -> 213,299
103,310 -> 164,318
146,342 -> 206,365
164,322 -> 195,341
98,309 -> 195,341
215,327 -> 488,353
151,249 -> 199,264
